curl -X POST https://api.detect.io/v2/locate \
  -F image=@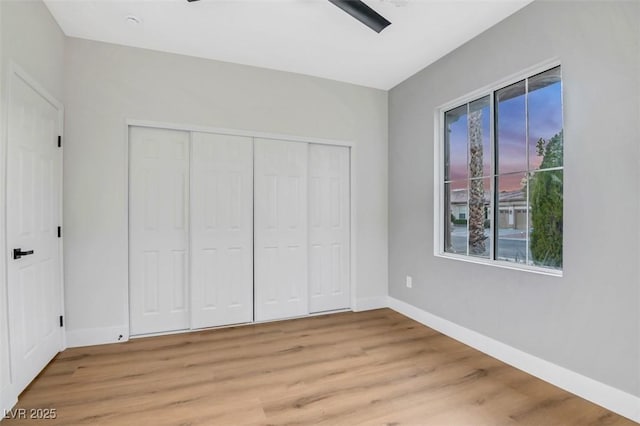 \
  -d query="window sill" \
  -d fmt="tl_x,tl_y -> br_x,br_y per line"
434,252 -> 563,277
